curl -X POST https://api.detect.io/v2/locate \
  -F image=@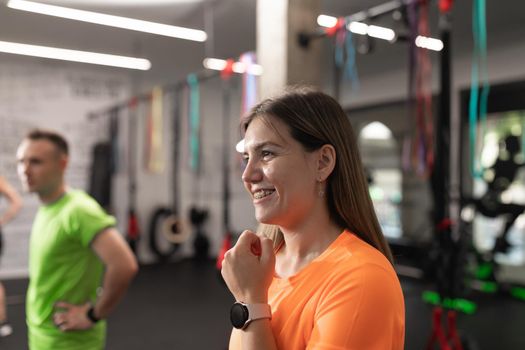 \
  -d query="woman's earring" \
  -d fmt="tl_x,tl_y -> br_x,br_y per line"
318,180 -> 325,197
